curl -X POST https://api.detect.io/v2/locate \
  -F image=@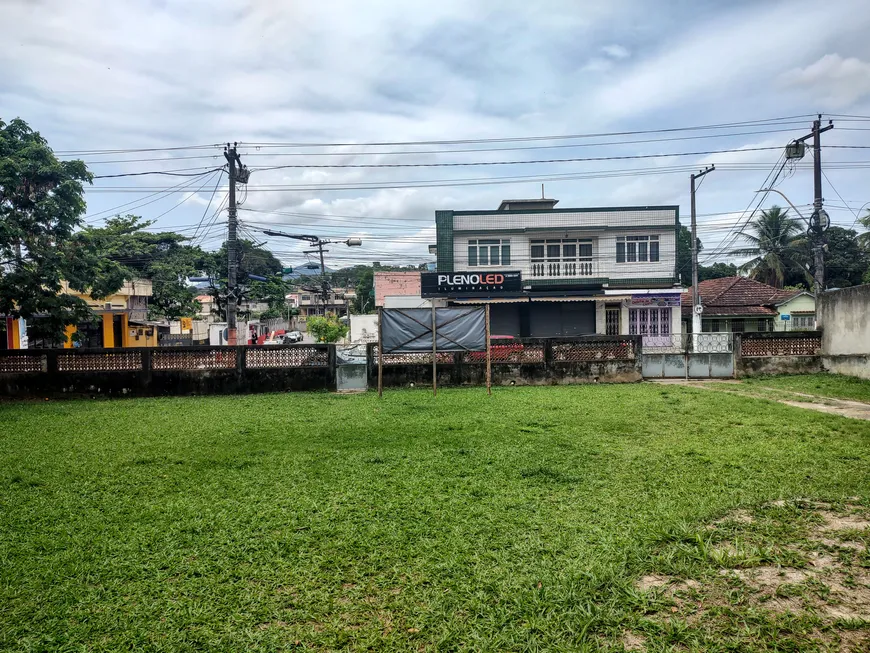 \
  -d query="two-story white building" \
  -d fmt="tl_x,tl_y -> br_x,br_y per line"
434,198 -> 683,339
